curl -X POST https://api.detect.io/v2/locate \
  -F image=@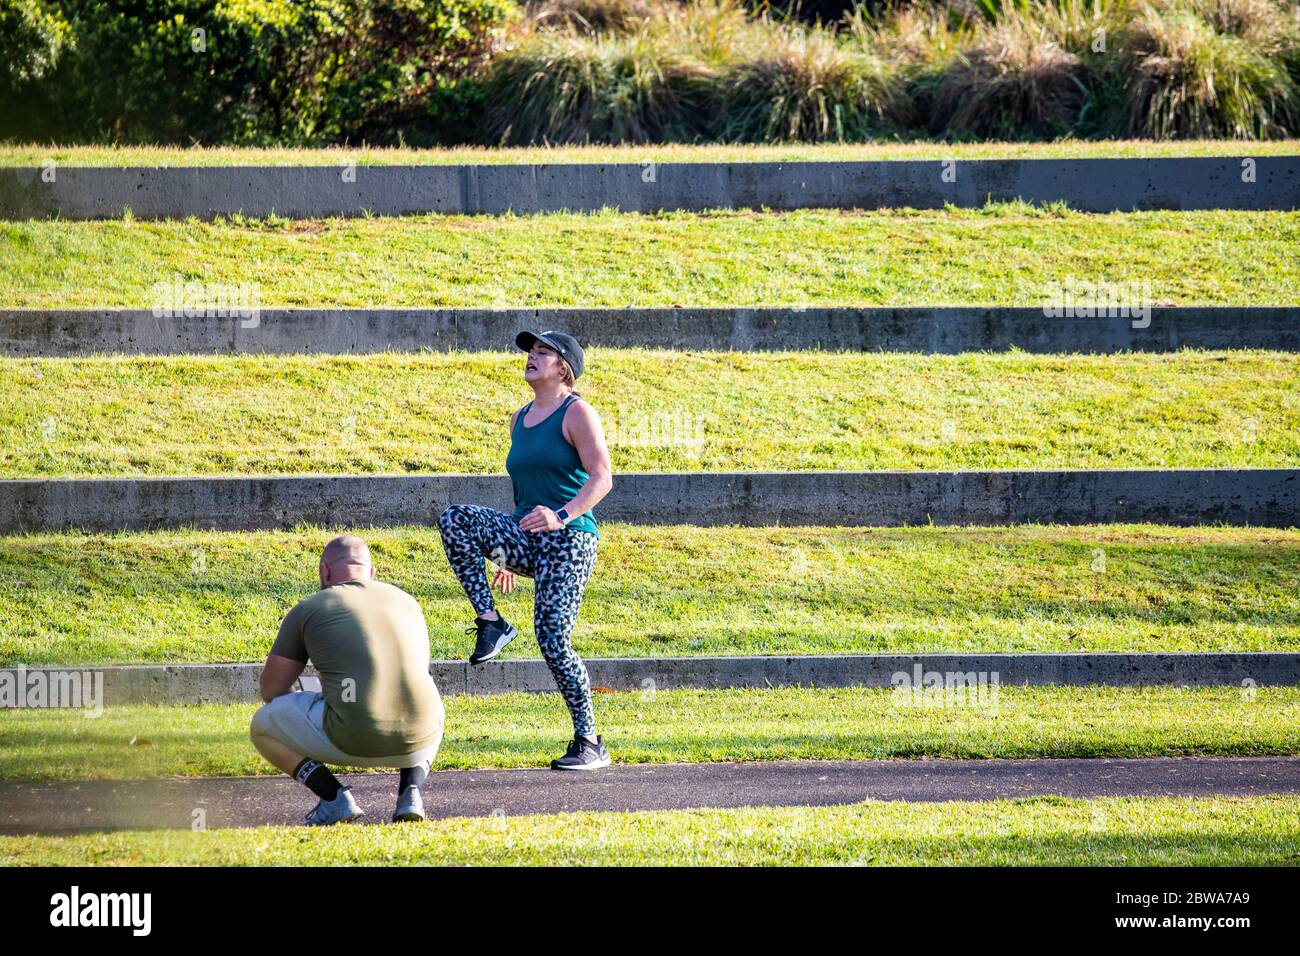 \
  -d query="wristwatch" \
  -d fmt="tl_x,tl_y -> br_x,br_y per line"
555,508 -> 571,525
